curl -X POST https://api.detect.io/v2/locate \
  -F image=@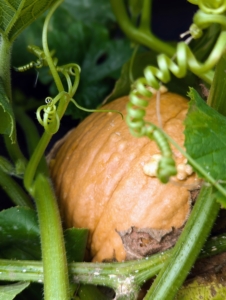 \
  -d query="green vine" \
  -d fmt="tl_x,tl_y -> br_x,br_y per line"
1,232 -> 226,297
